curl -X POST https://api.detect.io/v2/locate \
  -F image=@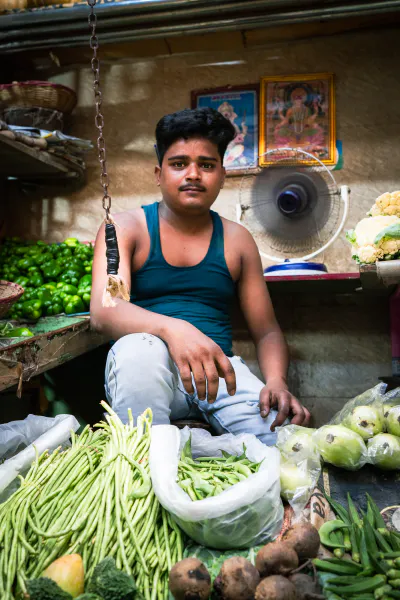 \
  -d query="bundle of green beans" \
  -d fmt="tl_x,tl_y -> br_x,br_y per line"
0,402 -> 183,600
177,438 -> 262,501
314,492 -> 400,600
